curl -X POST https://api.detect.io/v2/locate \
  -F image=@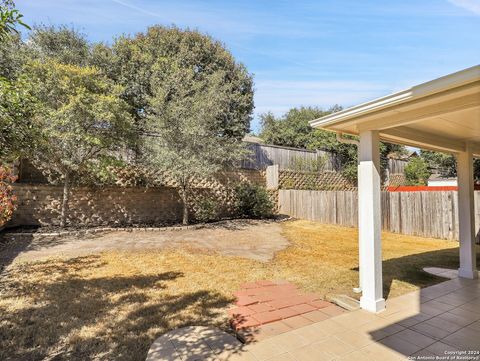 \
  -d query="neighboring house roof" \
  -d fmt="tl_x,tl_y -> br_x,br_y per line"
387,150 -> 418,160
